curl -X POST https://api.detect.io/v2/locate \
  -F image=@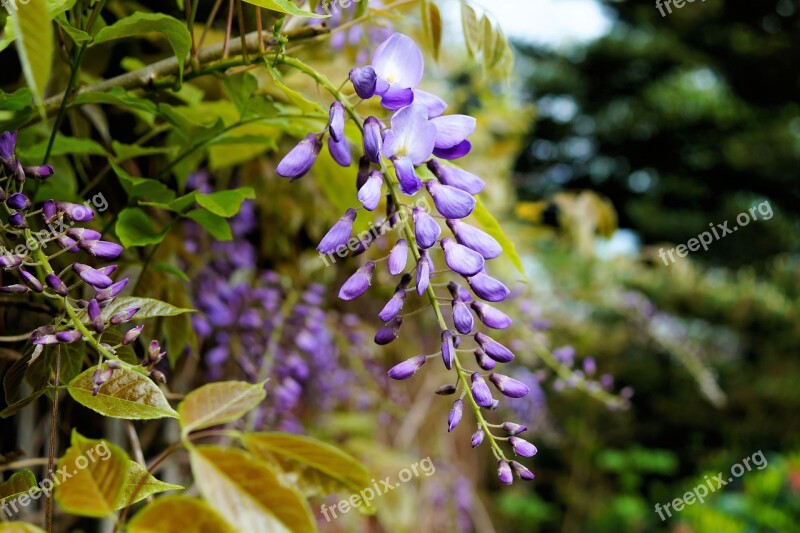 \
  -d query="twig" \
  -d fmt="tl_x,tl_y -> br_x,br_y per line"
0,457 -> 49,472
45,345 -> 60,532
